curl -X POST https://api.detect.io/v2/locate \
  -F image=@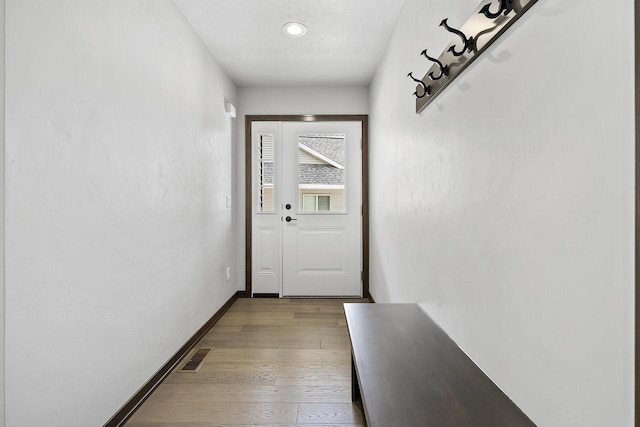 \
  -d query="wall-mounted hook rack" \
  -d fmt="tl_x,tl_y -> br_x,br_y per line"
412,0 -> 538,114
